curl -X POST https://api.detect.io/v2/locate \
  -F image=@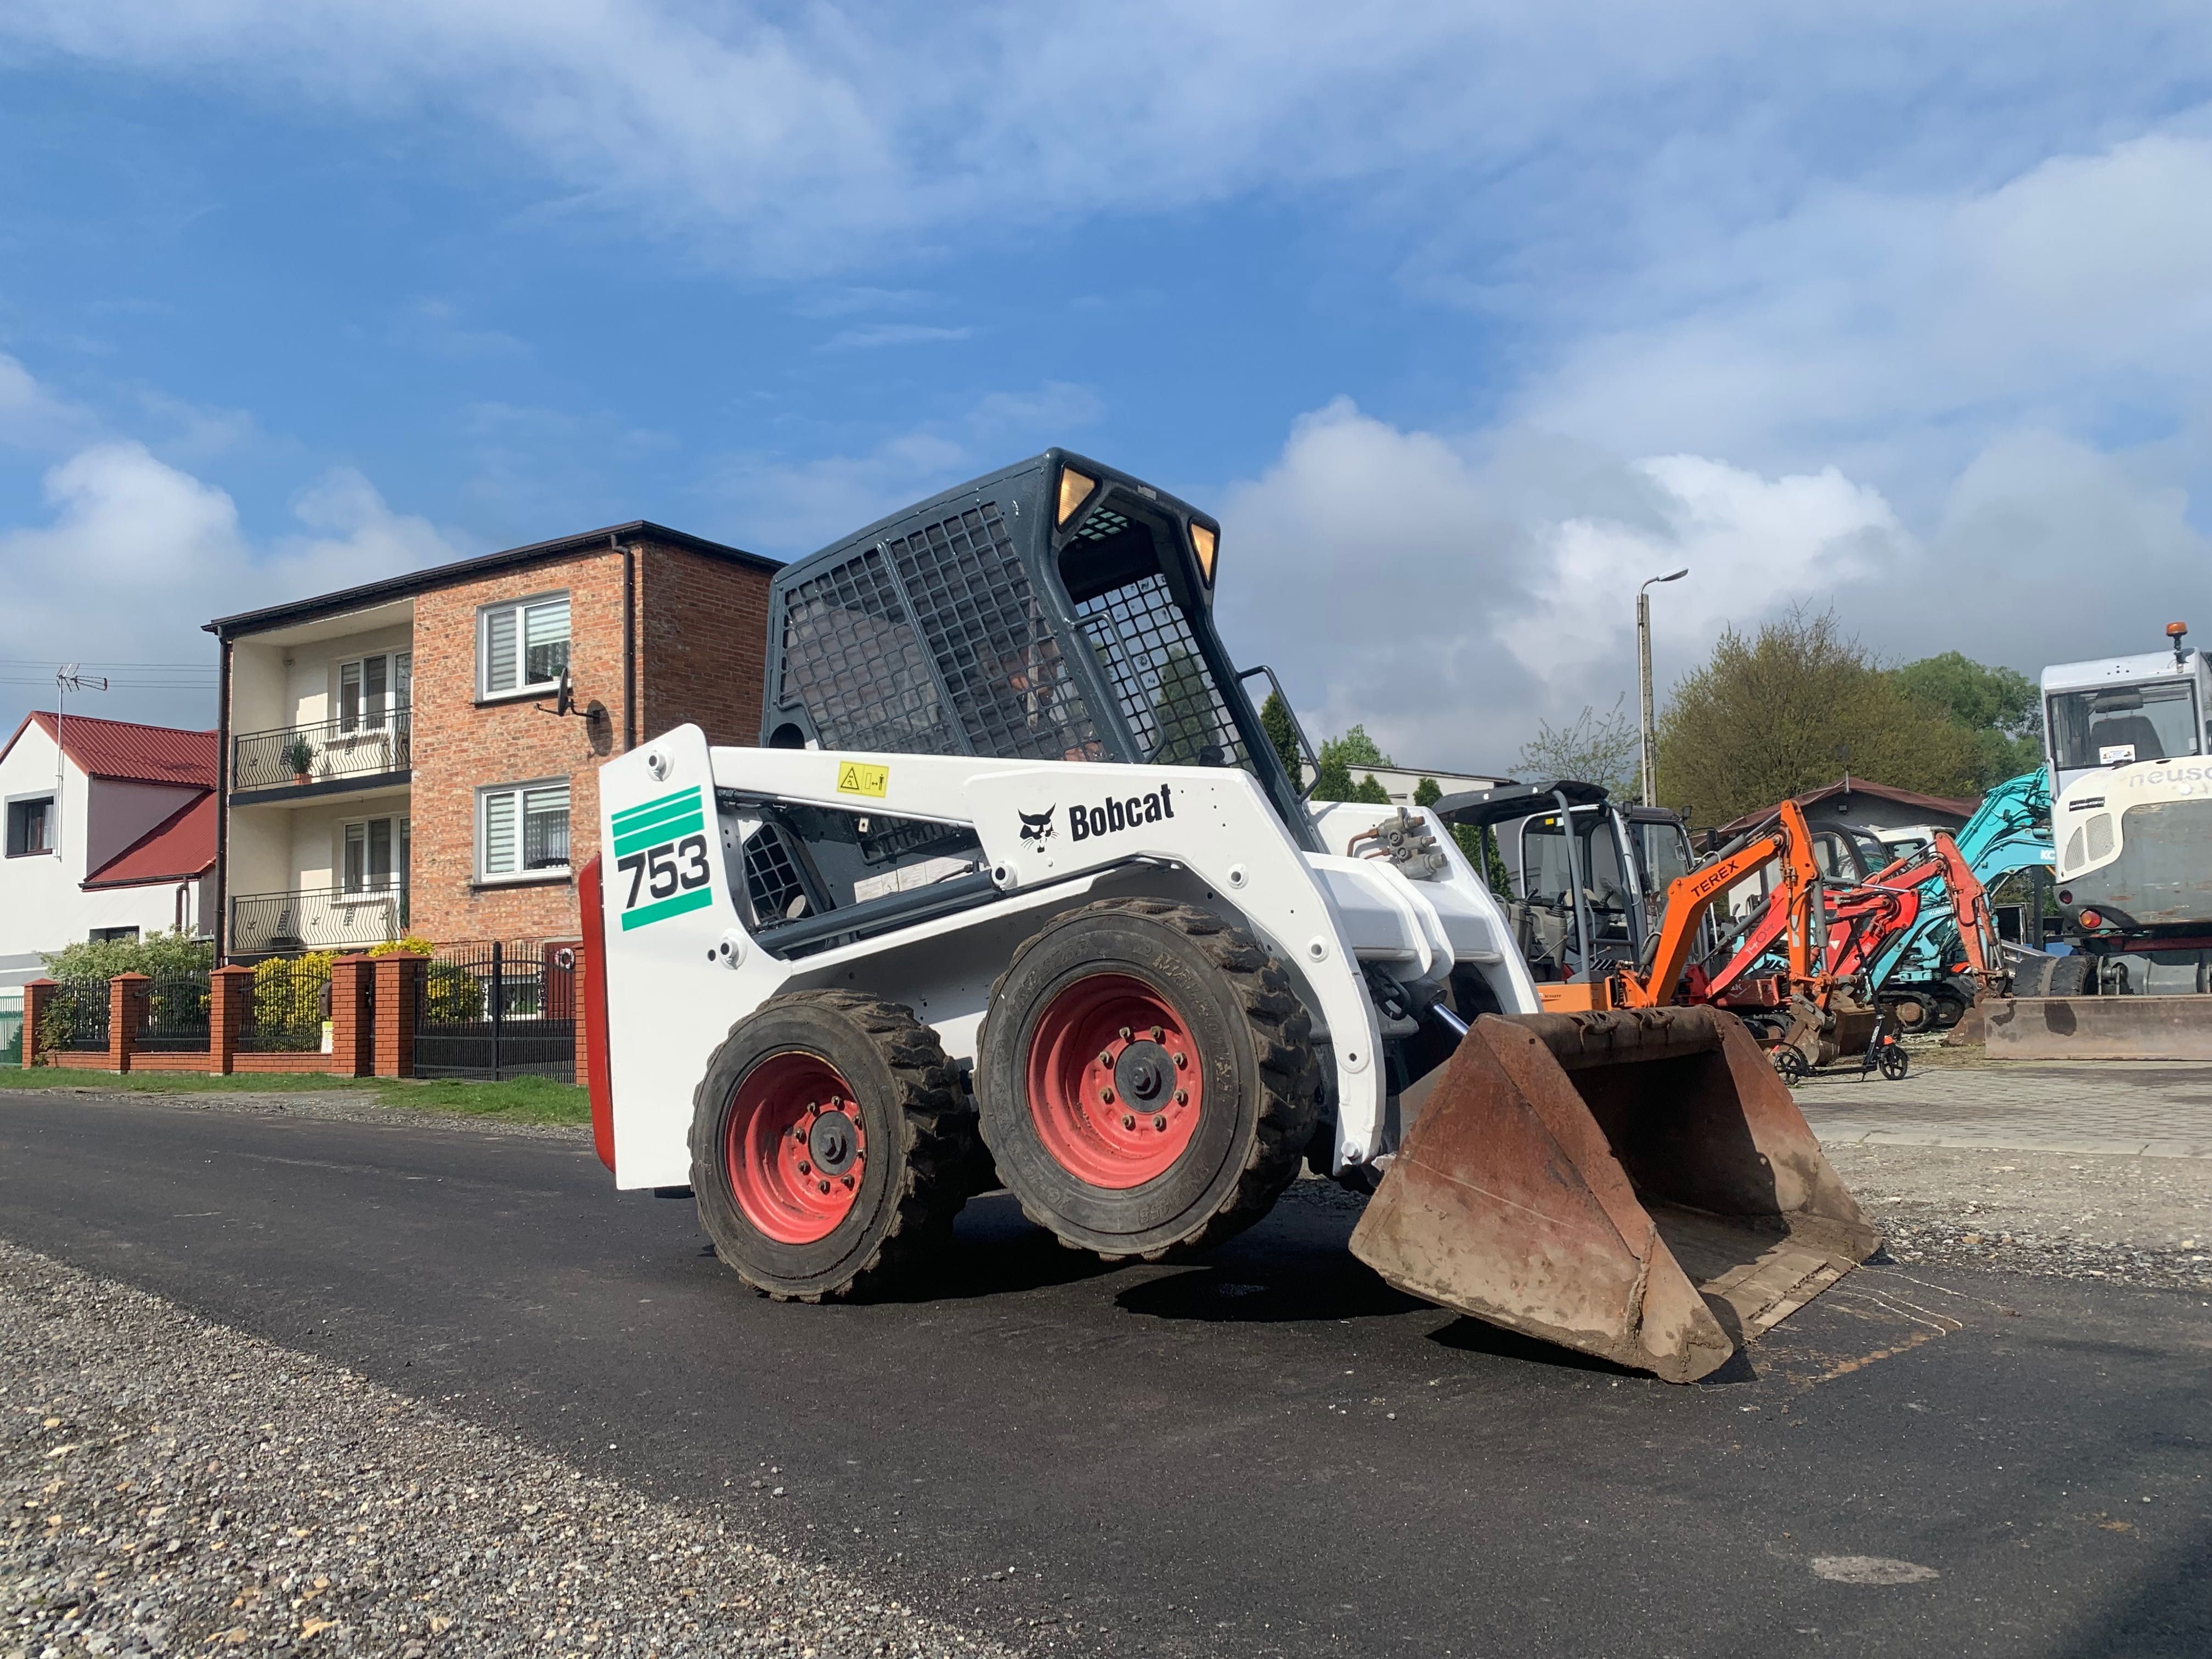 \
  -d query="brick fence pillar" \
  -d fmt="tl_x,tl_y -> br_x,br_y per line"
210,965 -> 254,1075
329,955 -> 375,1078
109,972 -> 147,1073
22,978 -> 56,1068
373,953 -> 424,1078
